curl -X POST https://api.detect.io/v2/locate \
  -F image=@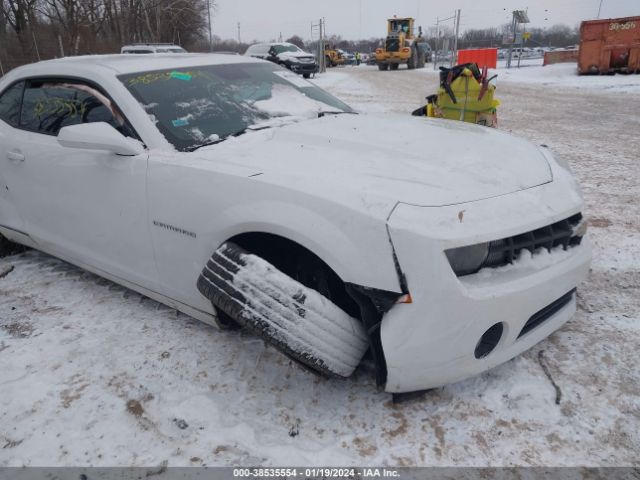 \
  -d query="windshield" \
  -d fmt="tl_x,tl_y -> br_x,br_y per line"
119,62 -> 352,151
272,44 -> 301,54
